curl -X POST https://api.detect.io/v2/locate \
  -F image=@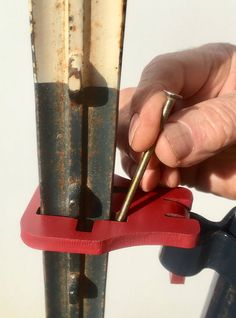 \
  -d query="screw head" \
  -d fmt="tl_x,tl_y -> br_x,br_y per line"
163,90 -> 183,100
69,199 -> 76,208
